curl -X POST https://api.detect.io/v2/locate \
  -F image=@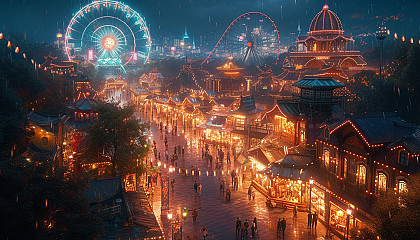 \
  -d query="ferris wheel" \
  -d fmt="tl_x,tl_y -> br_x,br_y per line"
64,0 -> 151,68
202,12 -> 281,67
